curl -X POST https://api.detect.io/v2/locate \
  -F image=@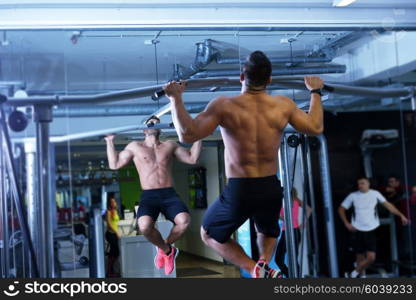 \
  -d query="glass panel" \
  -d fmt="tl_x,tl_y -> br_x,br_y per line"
1,27 -> 415,278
